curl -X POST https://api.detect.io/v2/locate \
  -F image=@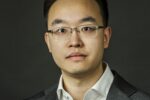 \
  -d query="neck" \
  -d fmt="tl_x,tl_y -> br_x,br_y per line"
61,63 -> 105,100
